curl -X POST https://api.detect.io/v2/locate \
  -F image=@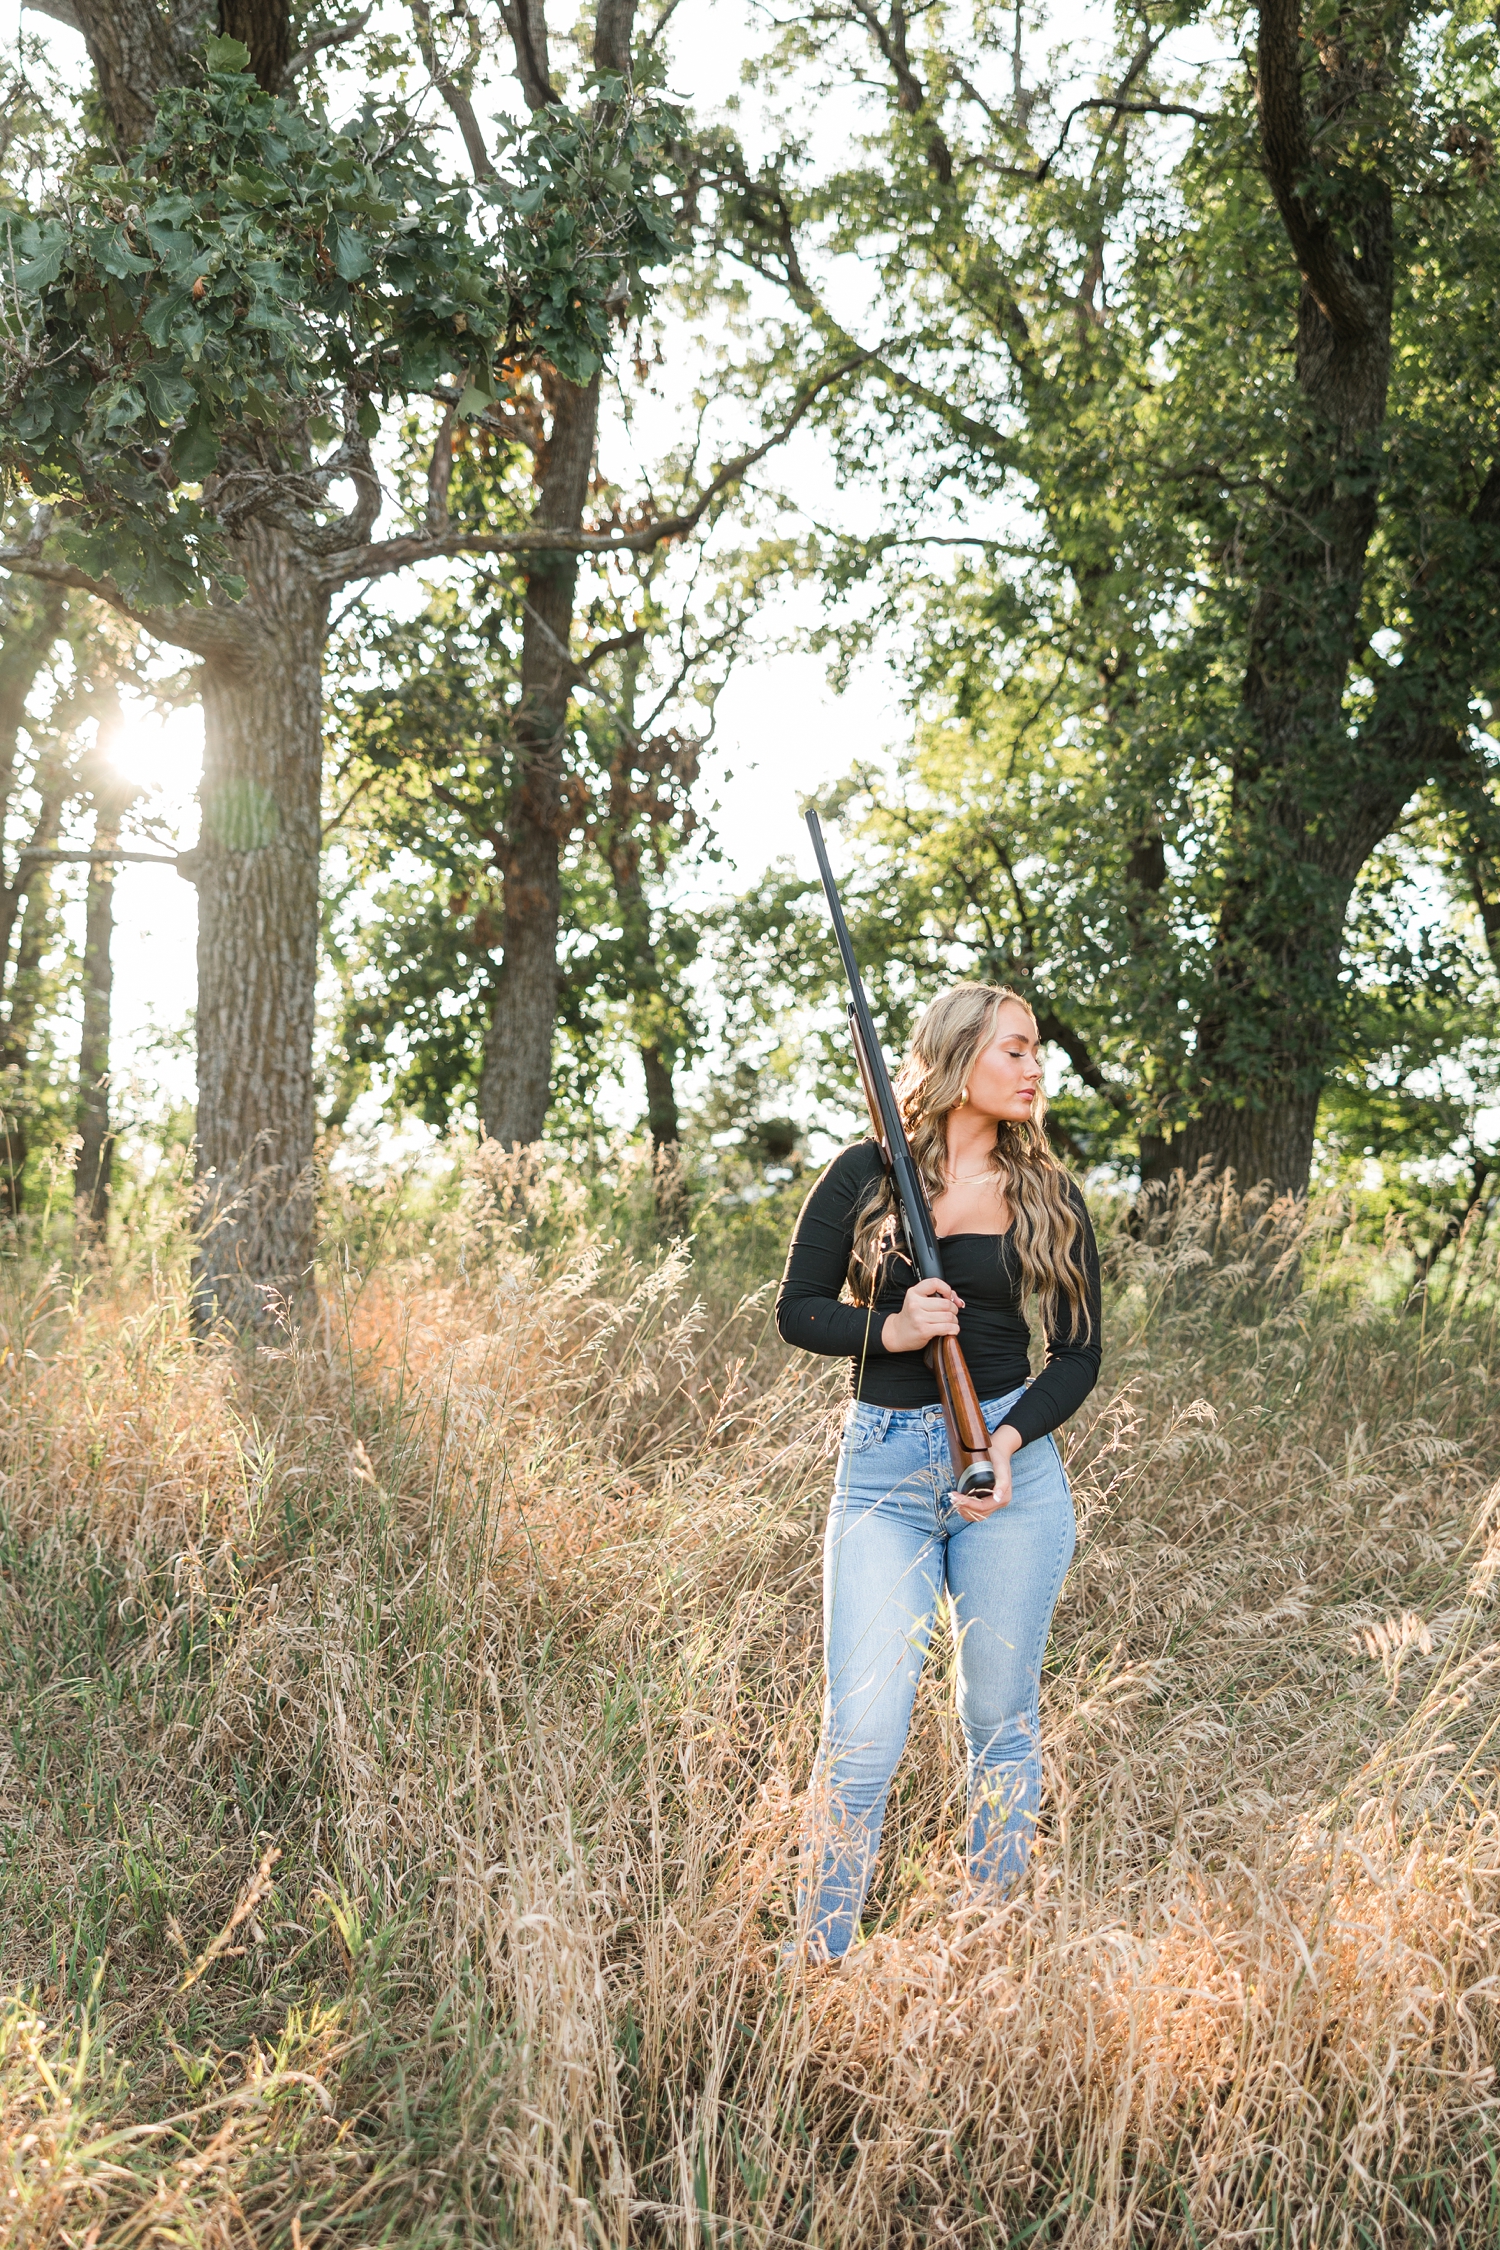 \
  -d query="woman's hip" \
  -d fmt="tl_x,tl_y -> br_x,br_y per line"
833,1388 -> 1065,1498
